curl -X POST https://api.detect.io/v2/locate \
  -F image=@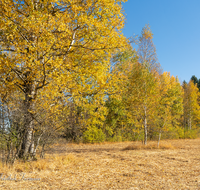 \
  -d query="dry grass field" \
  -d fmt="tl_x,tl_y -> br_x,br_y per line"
0,138 -> 200,190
